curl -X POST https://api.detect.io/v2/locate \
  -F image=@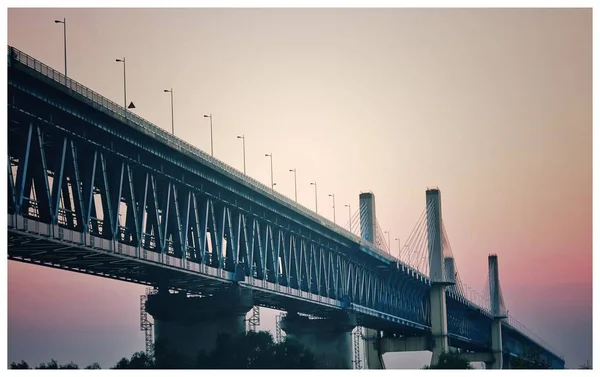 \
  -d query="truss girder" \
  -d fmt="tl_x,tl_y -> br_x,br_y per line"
7,114 -> 436,327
